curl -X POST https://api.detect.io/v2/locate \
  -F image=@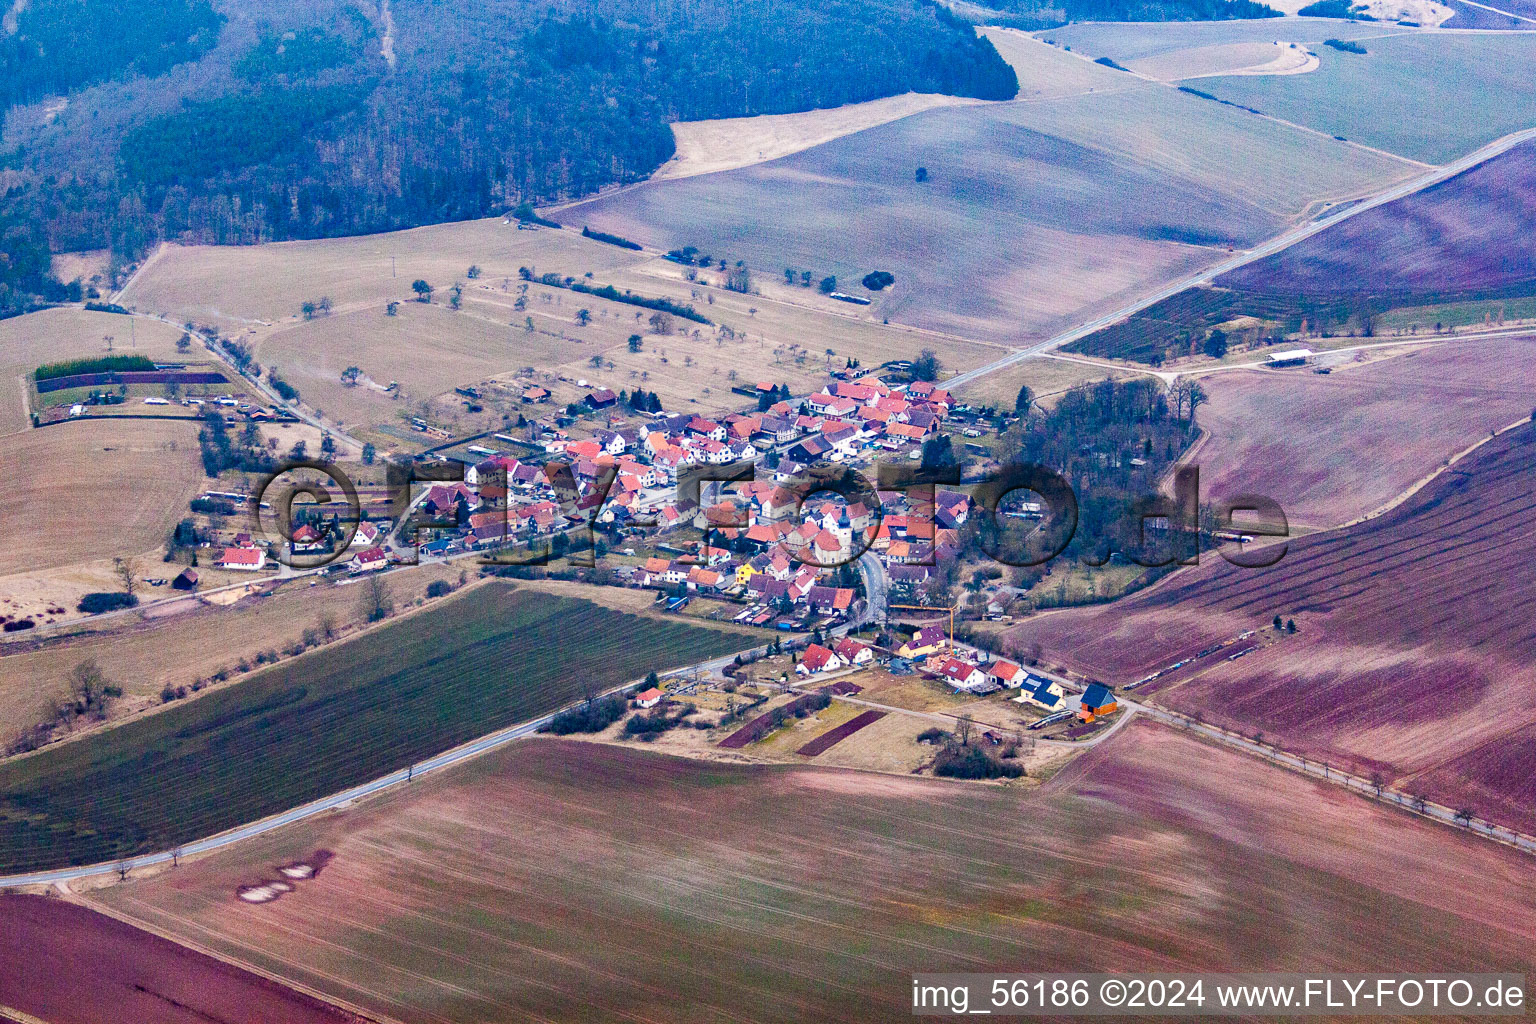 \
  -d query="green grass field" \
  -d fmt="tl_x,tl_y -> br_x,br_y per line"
0,582 -> 752,873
